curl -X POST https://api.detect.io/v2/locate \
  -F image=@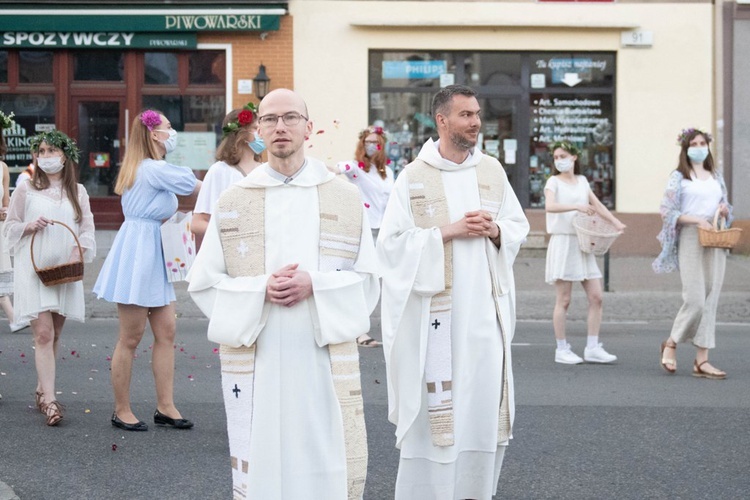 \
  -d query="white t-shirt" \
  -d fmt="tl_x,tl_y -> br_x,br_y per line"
194,161 -> 245,215
680,174 -> 722,220
544,175 -> 591,235
336,160 -> 394,229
